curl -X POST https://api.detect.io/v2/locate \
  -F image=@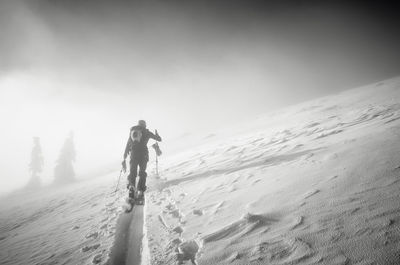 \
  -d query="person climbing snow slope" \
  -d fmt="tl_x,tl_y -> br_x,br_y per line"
122,120 -> 162,204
